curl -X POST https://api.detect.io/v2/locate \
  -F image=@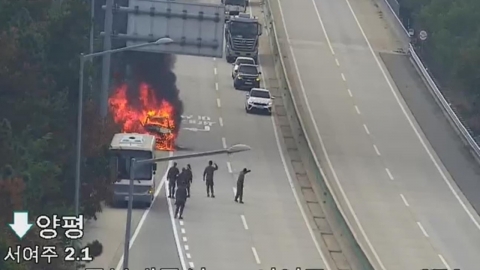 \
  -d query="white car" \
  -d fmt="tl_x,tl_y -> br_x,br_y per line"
232,57 -> 256,78
245,88 -> 274,115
